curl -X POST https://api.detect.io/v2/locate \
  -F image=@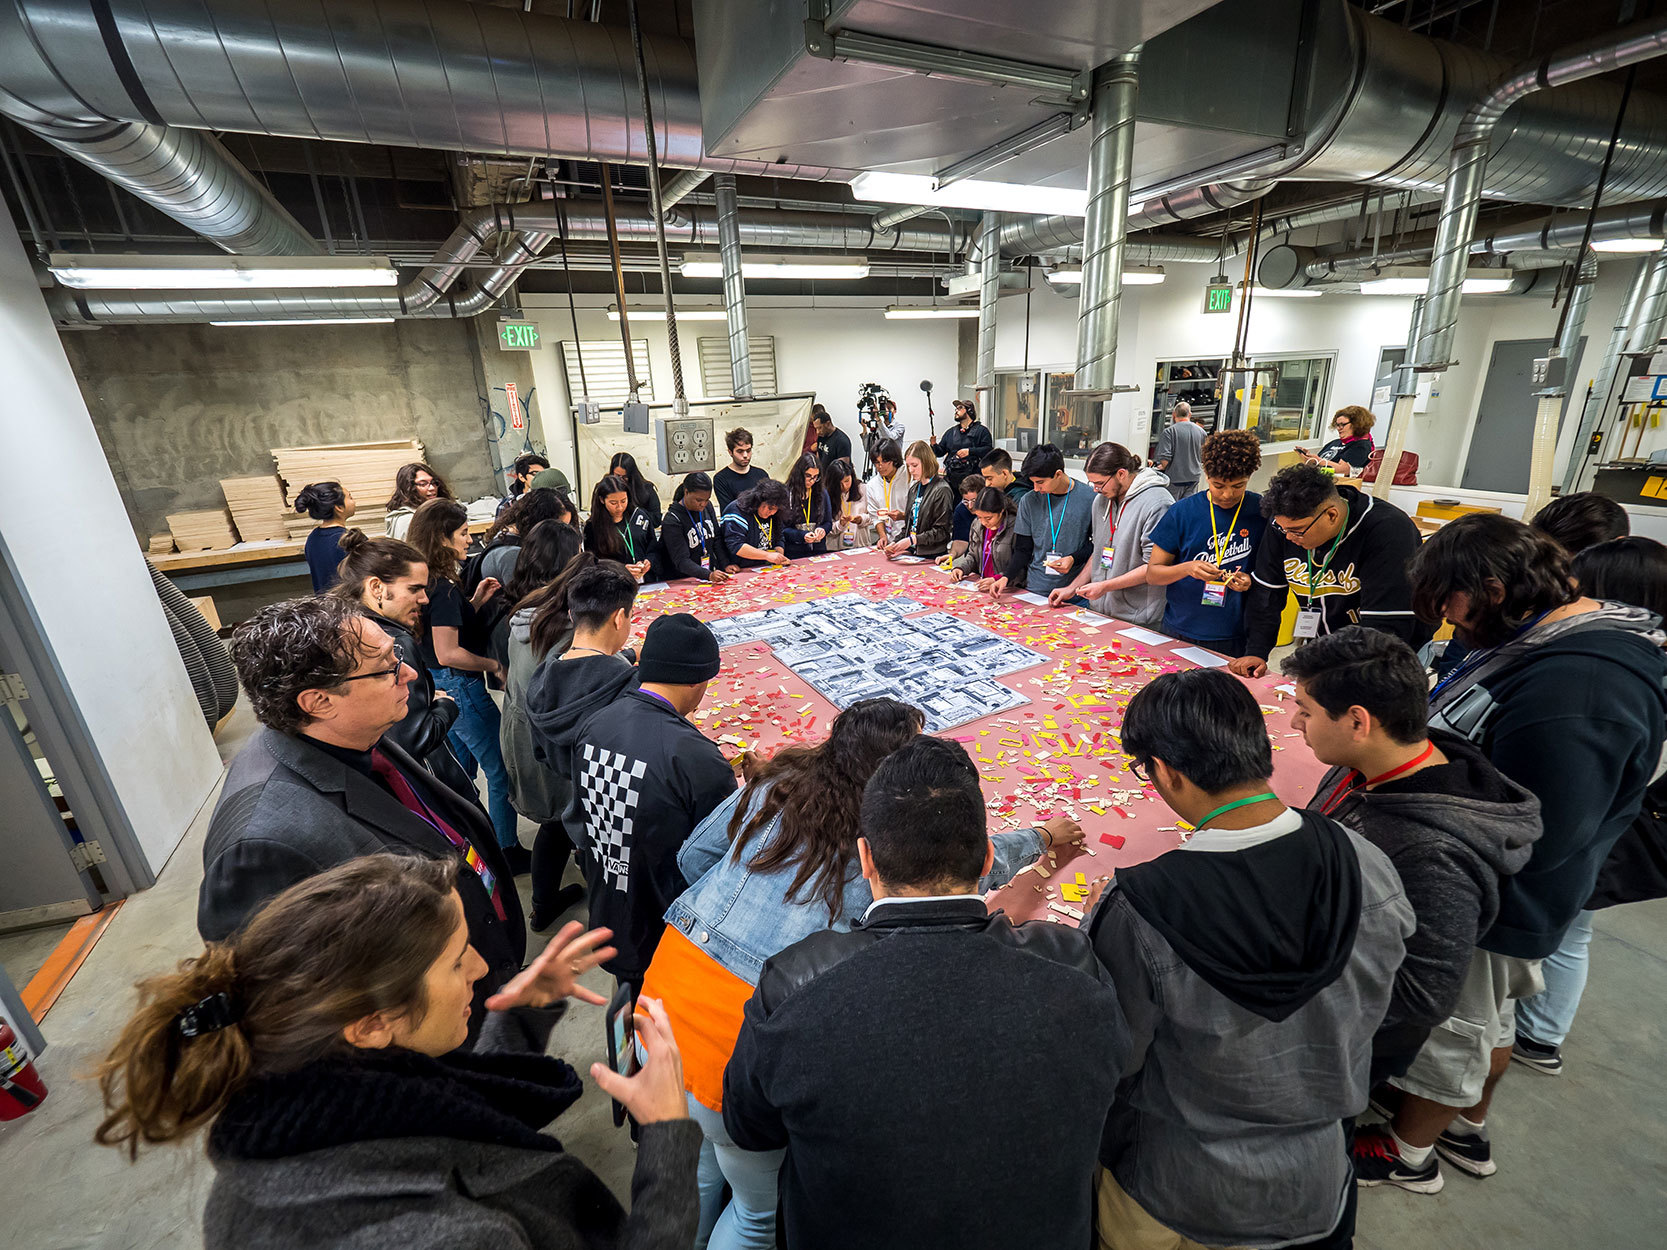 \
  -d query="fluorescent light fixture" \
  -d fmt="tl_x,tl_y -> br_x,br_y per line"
49,253 -> 400,290
1242,283 -> 1323,298
1356,266 -> 1515,296
607,306 -> 729,321
884,306 -> 980,319
1591,237 -> 1666,254
1045,265 -> 1164,285
210,317 -> 396,326
679,253 -> 869,280
851,171 -> 1089,218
